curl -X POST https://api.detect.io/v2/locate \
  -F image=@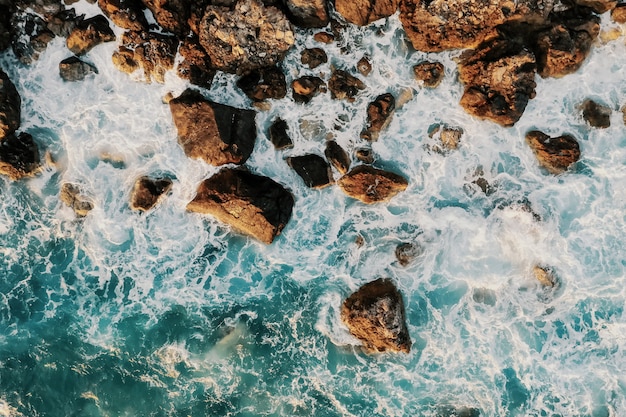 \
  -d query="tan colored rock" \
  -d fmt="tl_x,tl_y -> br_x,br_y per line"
413,61 -> 444,88
98,0 -> 148,31
0,133 -> 40,180
525,130 -> 580,174
335,0 -> 399,26
112,31 -> 178,84
66,15 -> 115,55
533,265 -> 557,287
313,31 -> 334,43
338,165 -> 408,203
130,176 -> 172,211
141,0 -> 189,36
301,47 -> 327,69
60,183 -> 94,217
